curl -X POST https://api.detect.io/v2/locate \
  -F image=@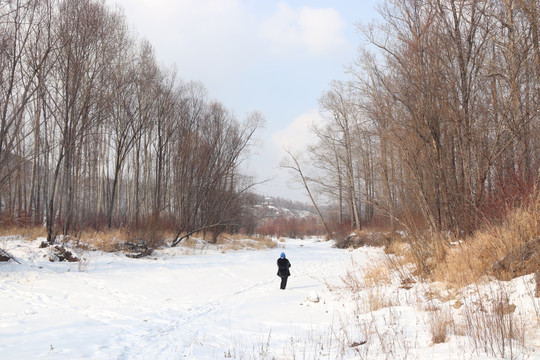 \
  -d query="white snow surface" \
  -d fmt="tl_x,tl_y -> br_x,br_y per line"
0,235 -> 539,359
